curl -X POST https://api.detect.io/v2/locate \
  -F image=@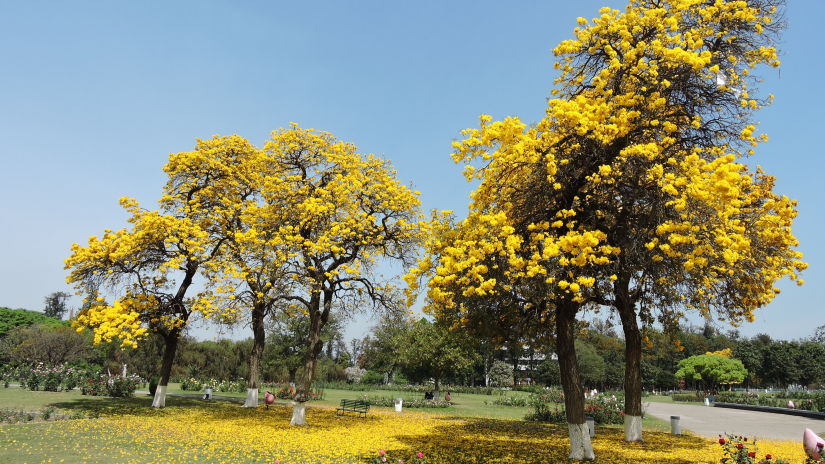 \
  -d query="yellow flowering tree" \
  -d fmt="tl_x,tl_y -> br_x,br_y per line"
257,125 -> 424,425
409,0 -> 804,458
65,135 -> 257,407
